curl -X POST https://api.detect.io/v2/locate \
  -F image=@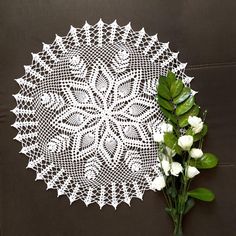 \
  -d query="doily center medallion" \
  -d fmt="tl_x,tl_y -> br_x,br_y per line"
12,19 -> 192,208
